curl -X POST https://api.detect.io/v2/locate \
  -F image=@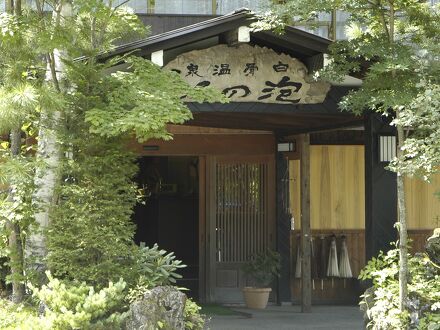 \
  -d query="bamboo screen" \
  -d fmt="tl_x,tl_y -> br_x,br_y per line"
215,162 -> 269,263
